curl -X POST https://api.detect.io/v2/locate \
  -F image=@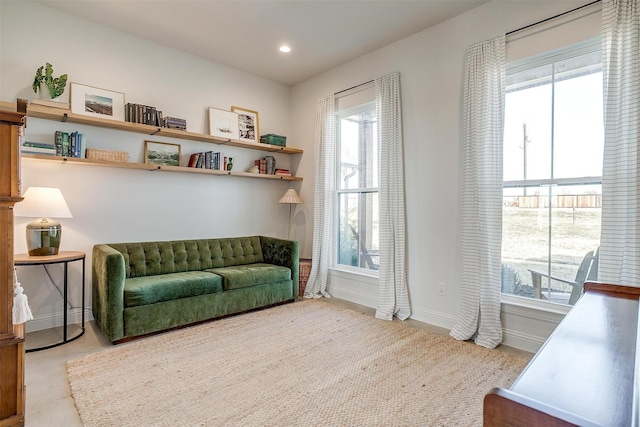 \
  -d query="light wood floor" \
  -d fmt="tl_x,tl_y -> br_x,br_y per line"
24,298 -> 532,426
